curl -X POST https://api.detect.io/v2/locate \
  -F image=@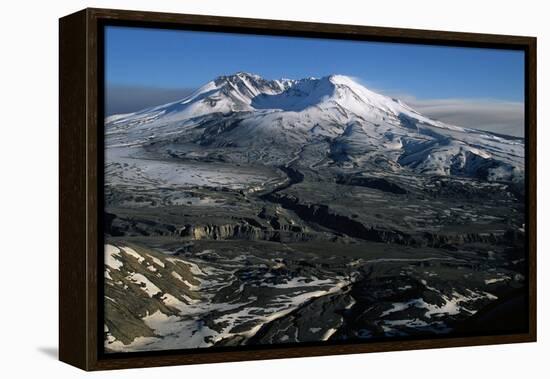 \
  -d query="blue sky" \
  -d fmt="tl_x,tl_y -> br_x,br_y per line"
105,25 -> 524,102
